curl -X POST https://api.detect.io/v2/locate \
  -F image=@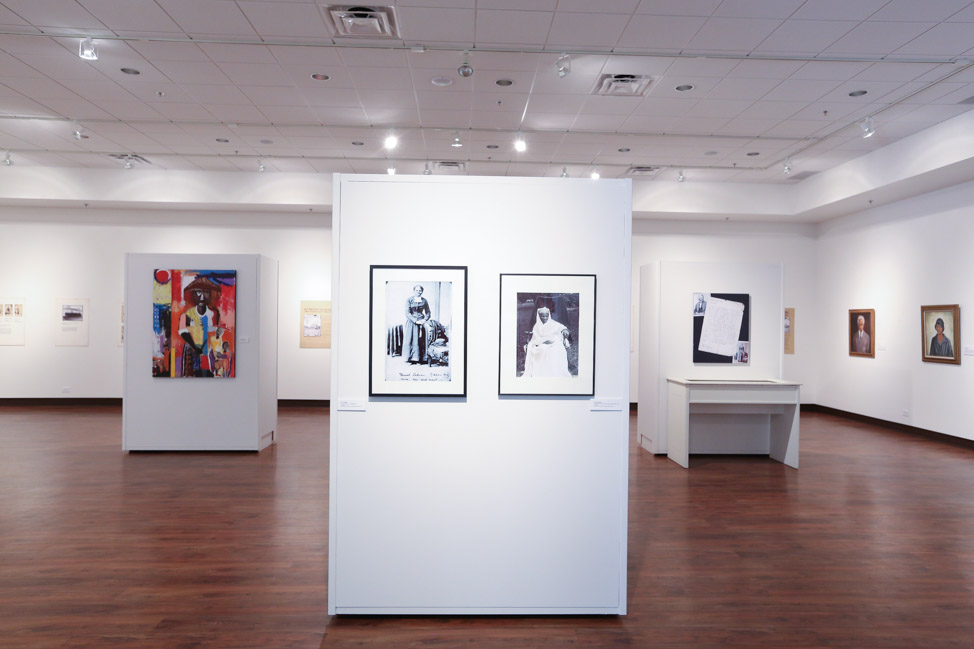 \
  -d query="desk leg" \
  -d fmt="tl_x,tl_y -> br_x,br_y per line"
667,385 -> 689,469
770,404 -> 799,468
